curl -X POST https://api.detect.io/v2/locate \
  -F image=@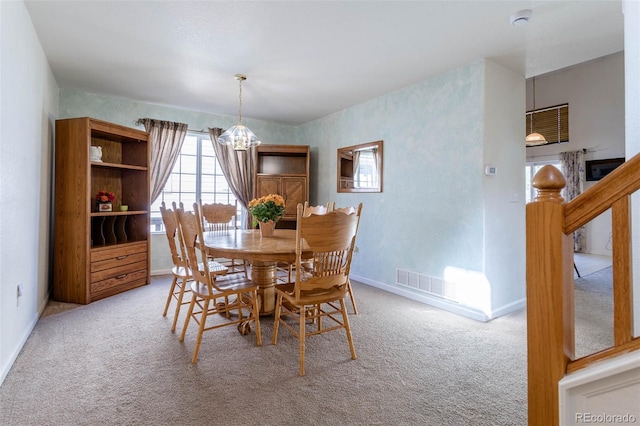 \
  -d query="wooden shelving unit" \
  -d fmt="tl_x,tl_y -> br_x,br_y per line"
254,144 -> 310,229
53,117 -> 150,304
